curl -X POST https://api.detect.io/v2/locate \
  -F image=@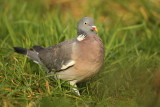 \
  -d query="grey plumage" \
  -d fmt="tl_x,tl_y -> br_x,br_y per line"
14,47 -> 46,71
77,17 -> 96,36
13,17 -> 105,96
14,39 -> 76,72
36,39 -> 76,71
14,47 -> 42,65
